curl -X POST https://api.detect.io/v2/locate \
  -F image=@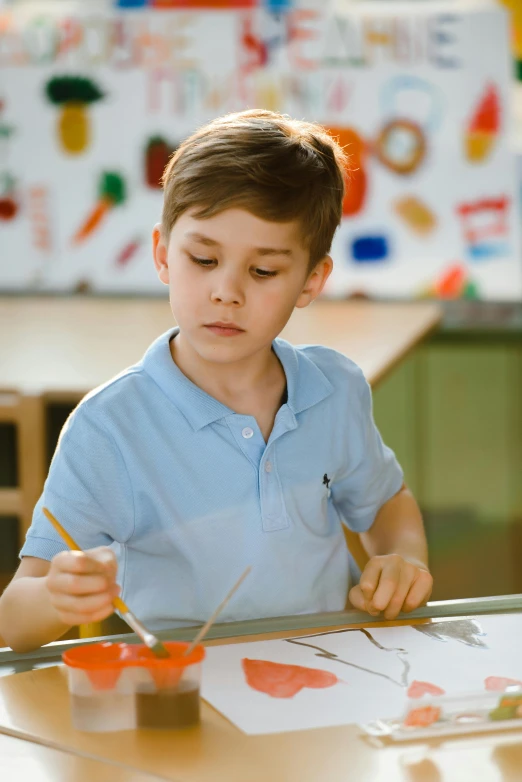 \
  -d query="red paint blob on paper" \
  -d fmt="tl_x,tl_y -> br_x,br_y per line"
485,676 -> 522,692
242,659 -> 339,699
407,680 -> 446,699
